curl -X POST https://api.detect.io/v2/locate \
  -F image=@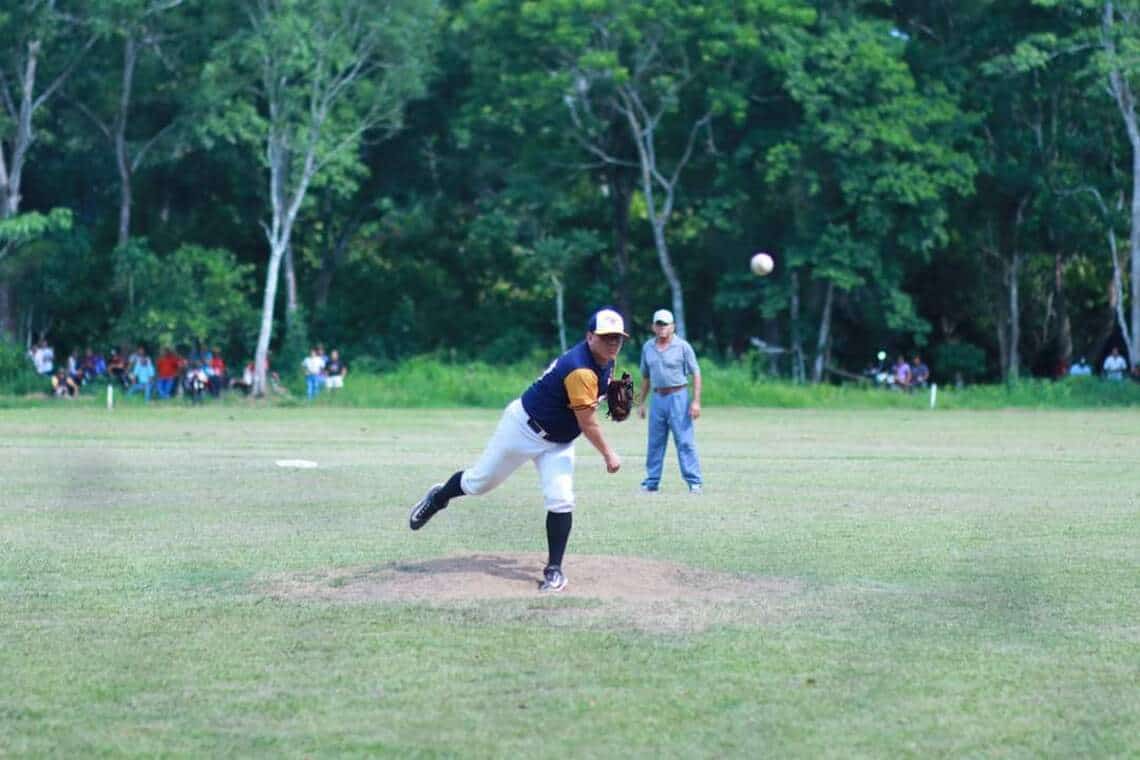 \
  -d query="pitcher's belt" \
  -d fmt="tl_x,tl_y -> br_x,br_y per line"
654,385 -> 687,395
